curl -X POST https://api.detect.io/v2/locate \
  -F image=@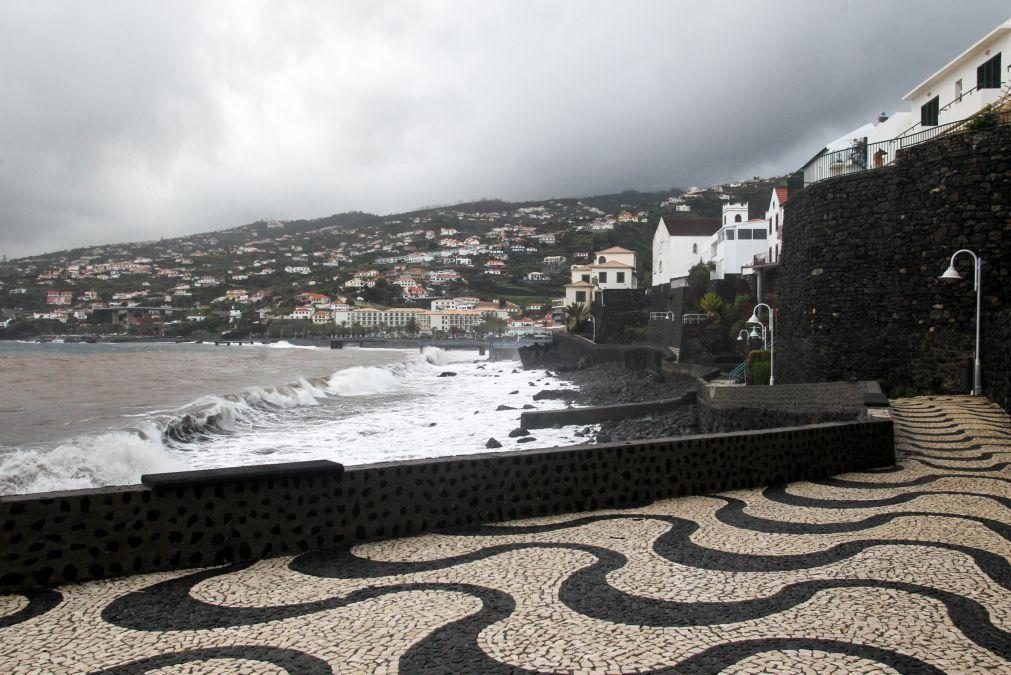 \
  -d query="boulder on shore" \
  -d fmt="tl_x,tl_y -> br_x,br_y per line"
495,404 -> 516,411
486,437 -> 502,449
438,371 -> 457,377
508,427 -> 530,438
